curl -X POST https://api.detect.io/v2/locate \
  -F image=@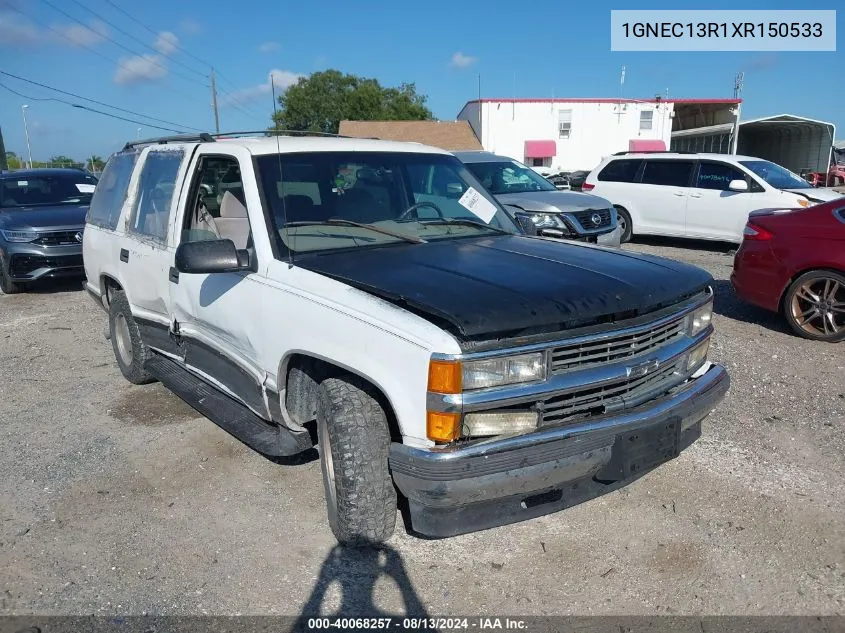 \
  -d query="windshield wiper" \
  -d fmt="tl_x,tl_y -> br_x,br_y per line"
415,218 -> 511,235
284,219 -> 426,244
